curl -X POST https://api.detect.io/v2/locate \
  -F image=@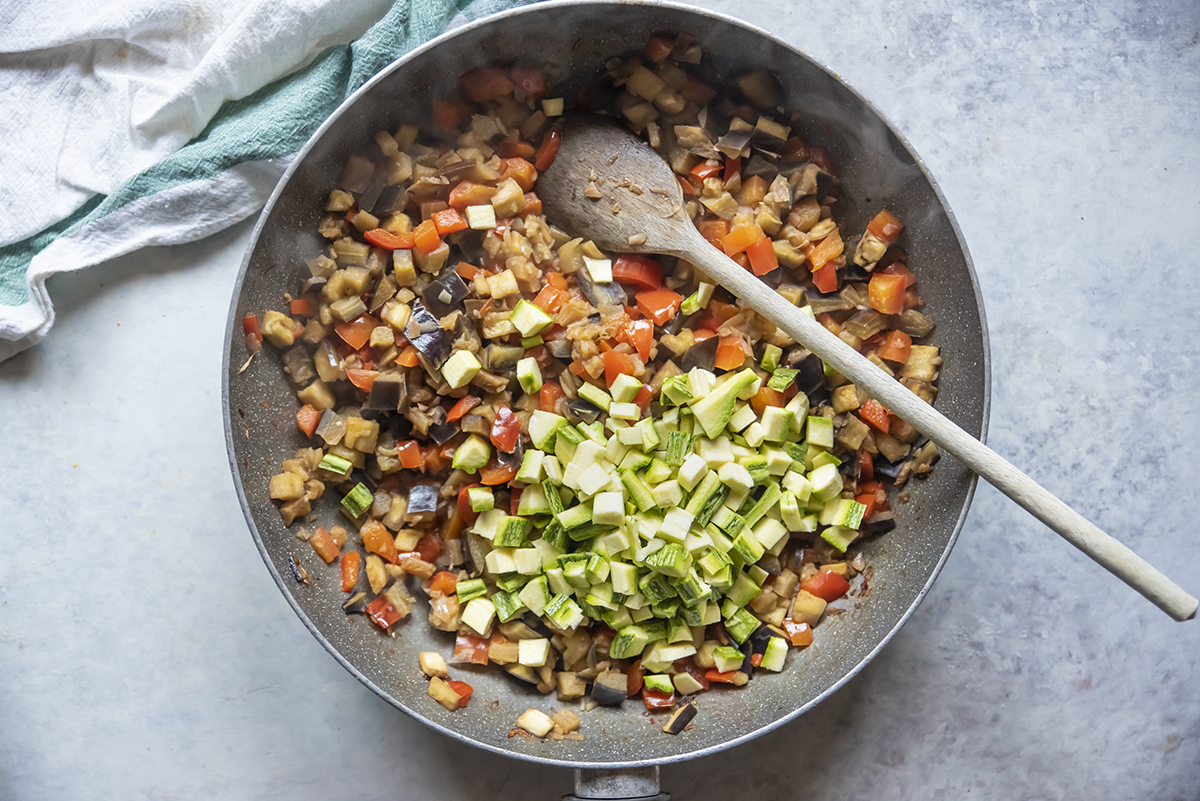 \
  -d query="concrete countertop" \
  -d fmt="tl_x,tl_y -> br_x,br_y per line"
2,1 -> 1197,798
